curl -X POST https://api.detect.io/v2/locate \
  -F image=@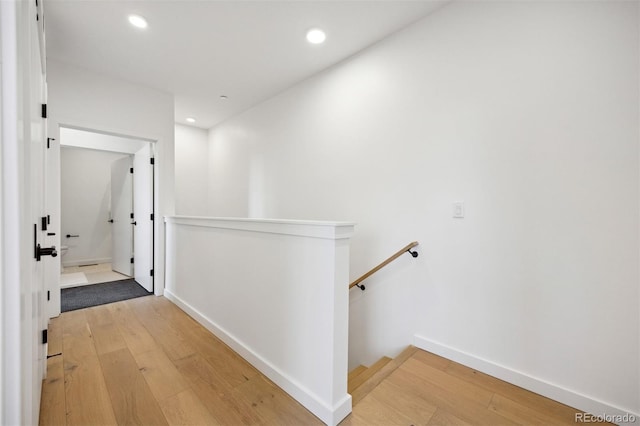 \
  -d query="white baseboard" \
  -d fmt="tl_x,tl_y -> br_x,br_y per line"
414,335 -> 639,424
164,289 -> 352,426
